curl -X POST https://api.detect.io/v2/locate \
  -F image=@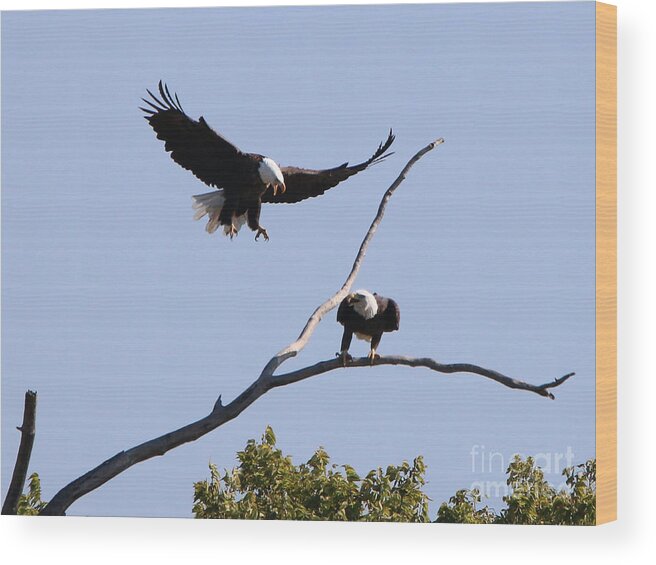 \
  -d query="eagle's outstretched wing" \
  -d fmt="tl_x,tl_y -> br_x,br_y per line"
261,130 -> 395,204
141,81 -> 252,189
